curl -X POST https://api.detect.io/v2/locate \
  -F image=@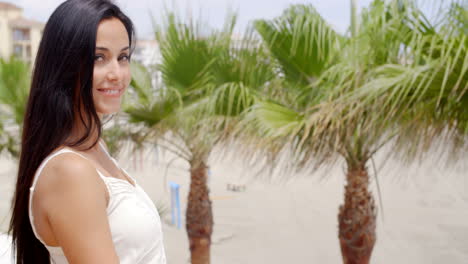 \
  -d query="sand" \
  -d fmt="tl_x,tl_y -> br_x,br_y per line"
0,146 -> 467,263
